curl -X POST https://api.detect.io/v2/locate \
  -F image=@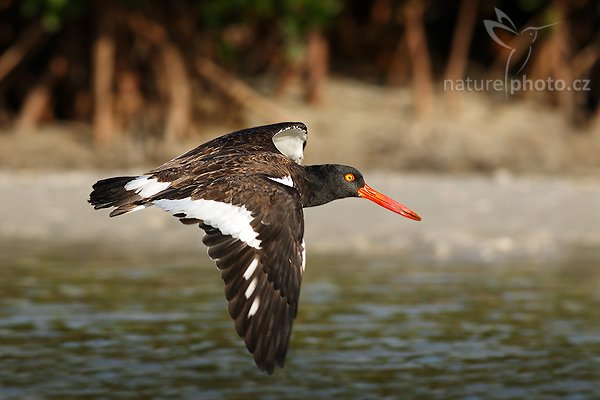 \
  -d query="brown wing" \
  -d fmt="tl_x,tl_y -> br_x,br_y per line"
193,177 -> 305,374
148,122 -> 307,182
